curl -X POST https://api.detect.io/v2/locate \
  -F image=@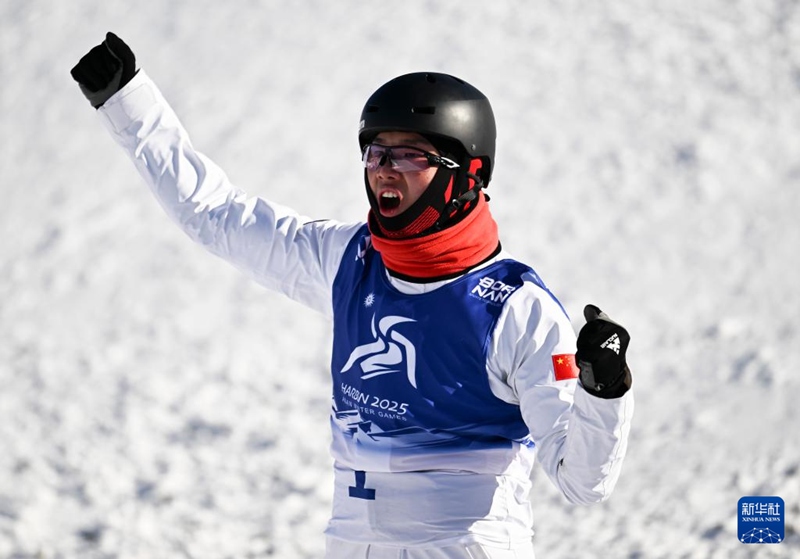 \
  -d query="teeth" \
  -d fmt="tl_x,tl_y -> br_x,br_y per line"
379,191 -> 402,211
